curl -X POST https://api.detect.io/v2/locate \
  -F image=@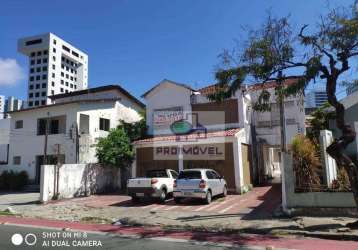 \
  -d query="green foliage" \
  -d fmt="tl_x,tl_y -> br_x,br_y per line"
96,127 -> 134,169
207,67 -> 247,102
291,135 -> 321,191
306,103 -> 336,145
0,170 -> 28,191
118,116 -> 147,142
